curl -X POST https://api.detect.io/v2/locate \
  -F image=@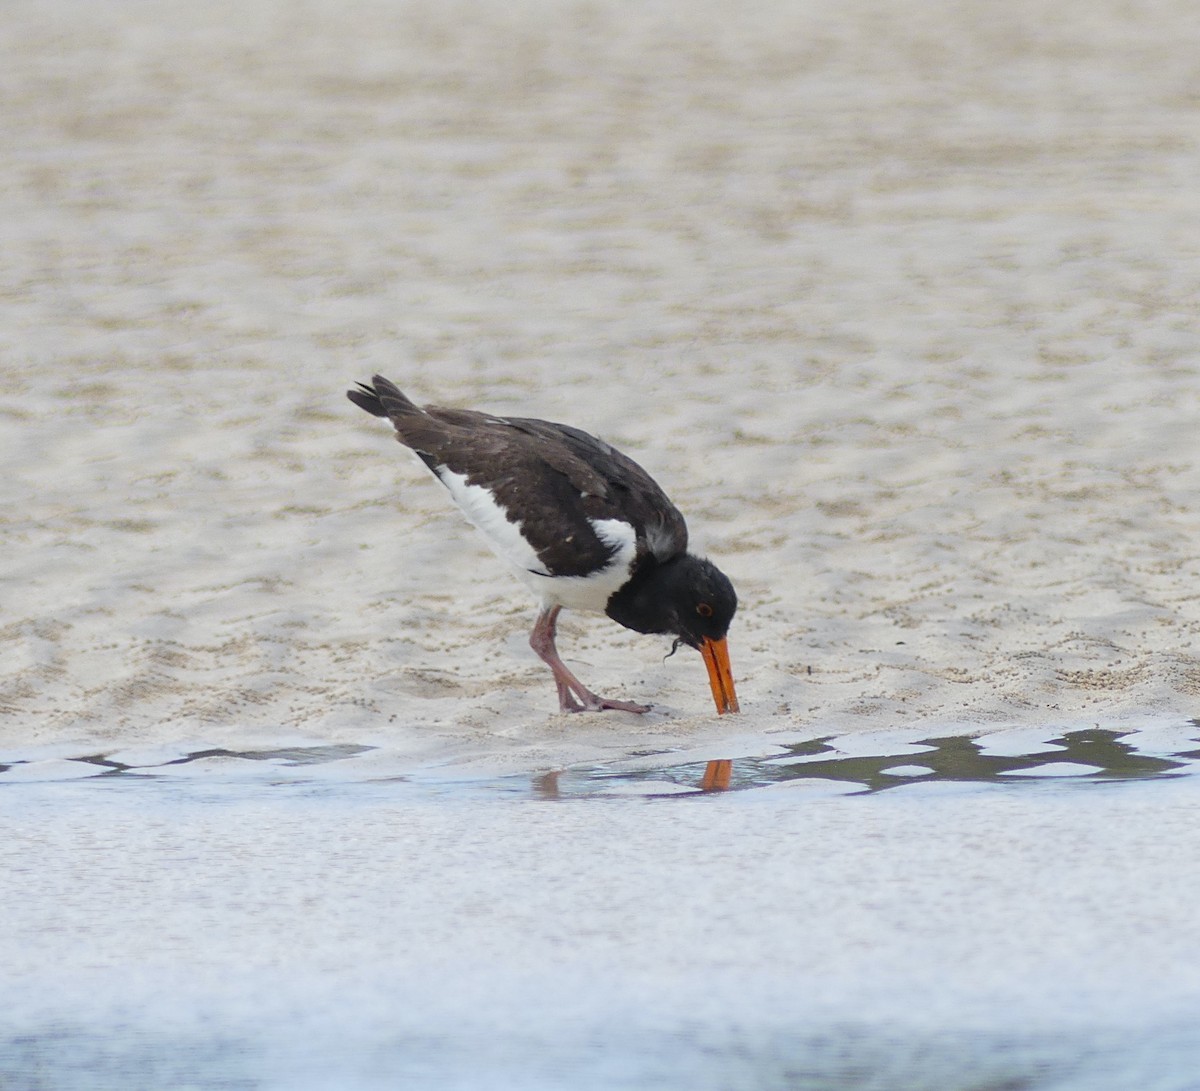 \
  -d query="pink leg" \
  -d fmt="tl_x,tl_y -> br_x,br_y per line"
529,606 -> 650,714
